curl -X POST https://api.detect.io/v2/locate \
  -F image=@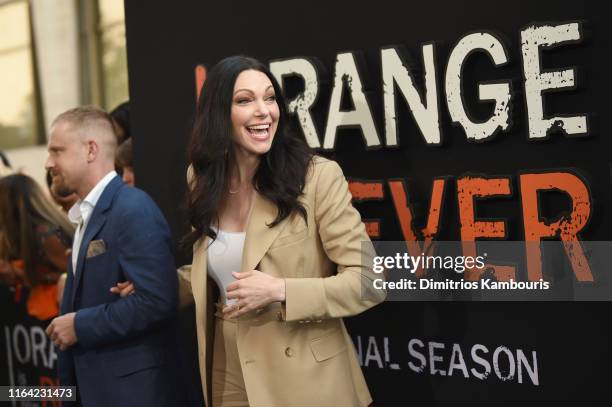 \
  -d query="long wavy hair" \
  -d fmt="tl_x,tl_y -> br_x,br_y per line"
184,56 -> 313,247
0,174 -> 74,285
